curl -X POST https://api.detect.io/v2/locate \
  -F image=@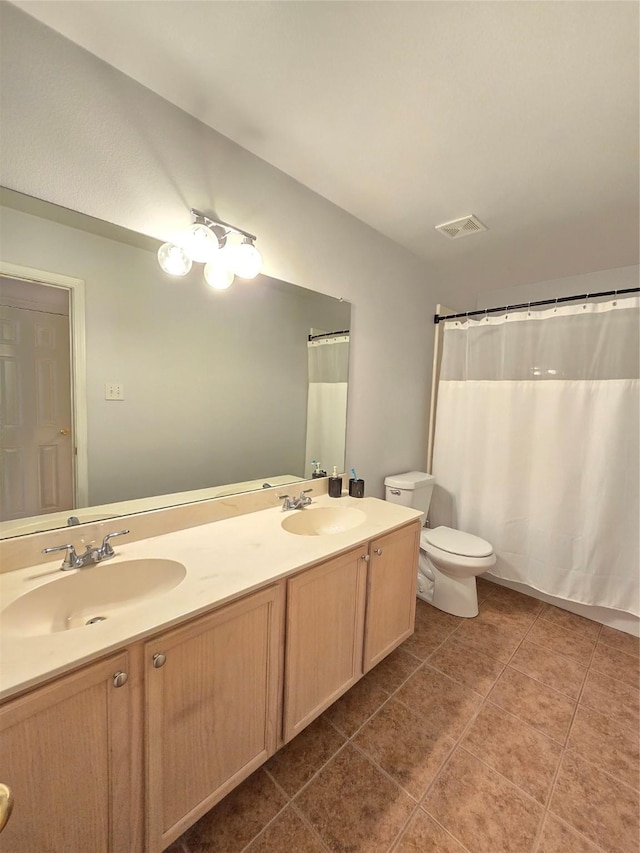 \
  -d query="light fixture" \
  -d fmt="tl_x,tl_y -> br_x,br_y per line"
204,261 -> 234,290
227,237 -> 263,280
157,243 -> 192,276
157,209 -> 262,290
181,222 -> 220,263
